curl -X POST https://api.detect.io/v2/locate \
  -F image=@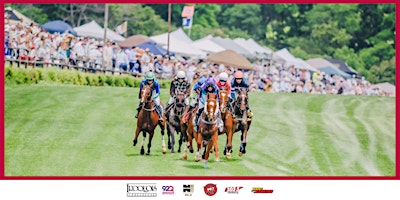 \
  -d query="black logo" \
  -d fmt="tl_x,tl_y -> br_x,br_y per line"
183,184 -> 194,196
127,183 -> 157,197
